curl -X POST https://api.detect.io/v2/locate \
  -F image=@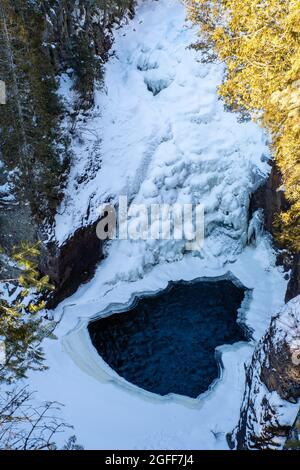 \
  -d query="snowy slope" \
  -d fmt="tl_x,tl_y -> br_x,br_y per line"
55,0 -> 269,253
28,0 -> 298,450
